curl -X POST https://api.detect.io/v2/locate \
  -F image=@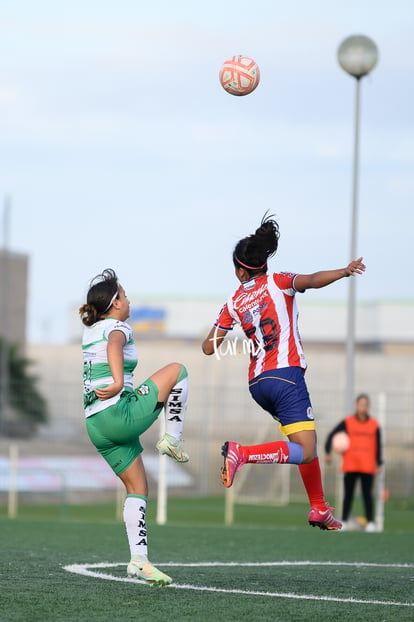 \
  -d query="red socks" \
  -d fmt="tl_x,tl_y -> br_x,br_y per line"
237,443 -> 326,510
298,457 -> 326,510
239,441 -> 291,464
